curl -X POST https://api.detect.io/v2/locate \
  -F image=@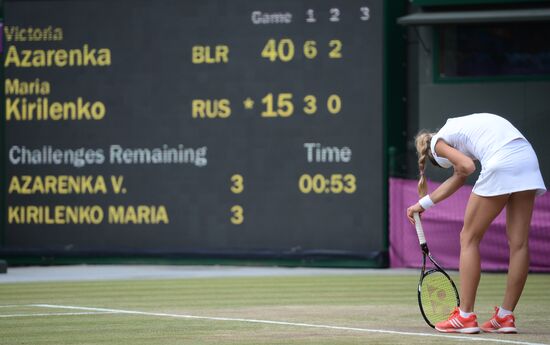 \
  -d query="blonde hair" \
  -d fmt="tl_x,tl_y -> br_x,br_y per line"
414,130 -> 435,197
